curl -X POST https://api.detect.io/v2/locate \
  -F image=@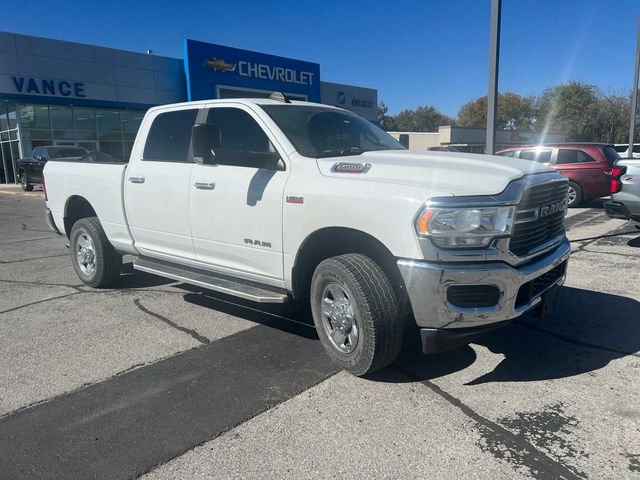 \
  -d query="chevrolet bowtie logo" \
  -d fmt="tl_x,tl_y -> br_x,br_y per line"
202,58 -> 237,72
